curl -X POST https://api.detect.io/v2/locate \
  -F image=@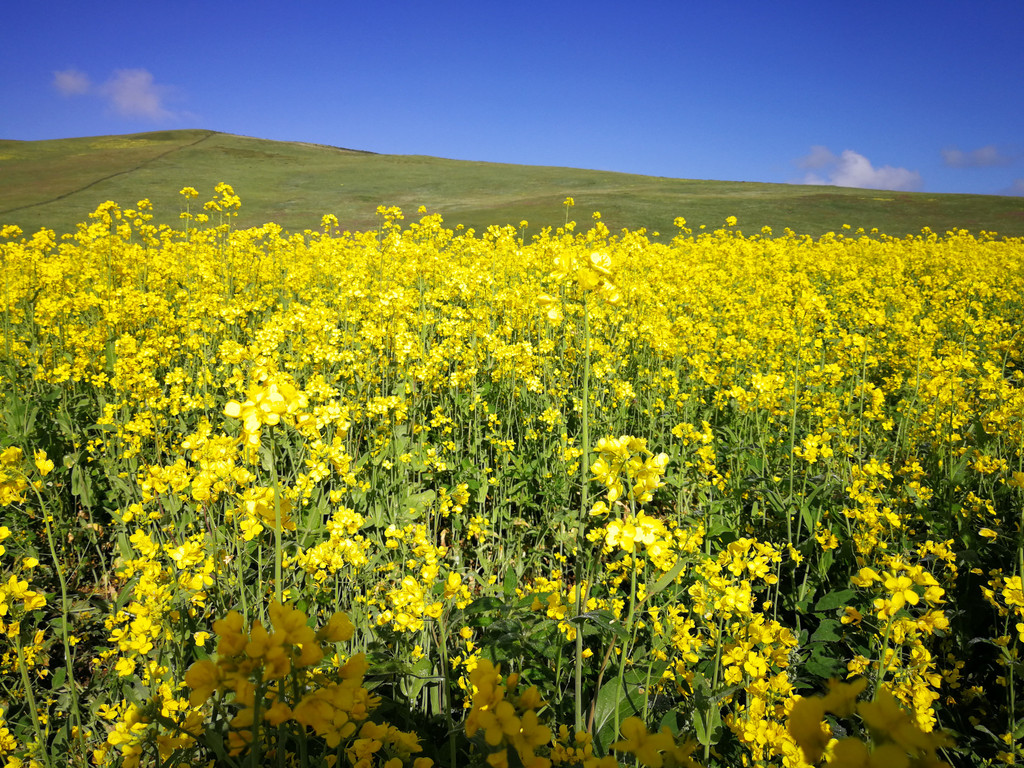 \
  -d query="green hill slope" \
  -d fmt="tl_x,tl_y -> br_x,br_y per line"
1,129 -> 1021,237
